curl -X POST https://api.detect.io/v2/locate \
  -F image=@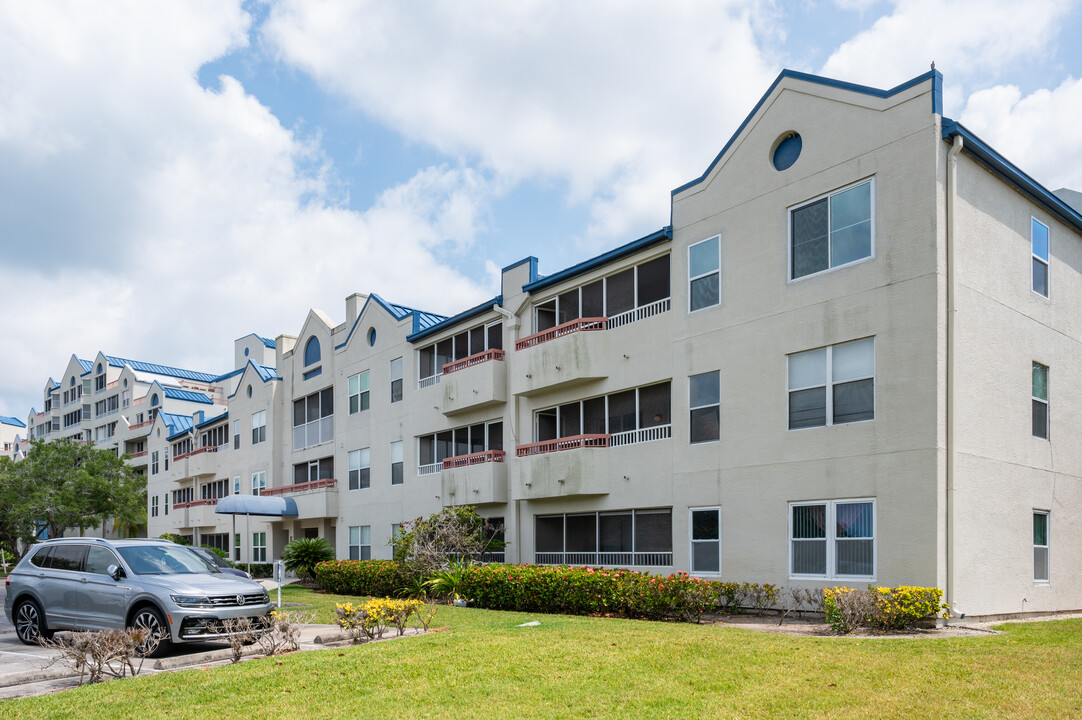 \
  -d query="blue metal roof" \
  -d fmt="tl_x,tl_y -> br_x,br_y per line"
104,355 -> 219,383
407,296 -> 503,343
942,119 -> 1082,236
522,227 -> 673,295
163,387 -> 213,405
257,335 -> 276,349
335,294 -> 448,349
254,363 -> 278,382
77,358 -> 94,373
0,416 -> 26,428
673,69 -> 942,198
212,367 -> 244,383
161,412 -> 194,440
196,411 -> 228,429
